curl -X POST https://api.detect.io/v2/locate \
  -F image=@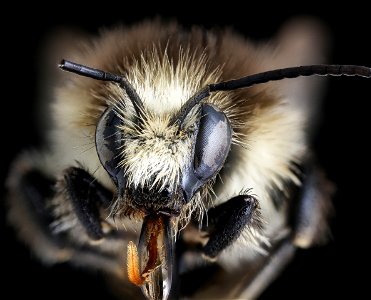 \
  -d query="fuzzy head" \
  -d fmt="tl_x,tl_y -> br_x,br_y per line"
59,40 -> 369,231
94,63 -> 233,224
